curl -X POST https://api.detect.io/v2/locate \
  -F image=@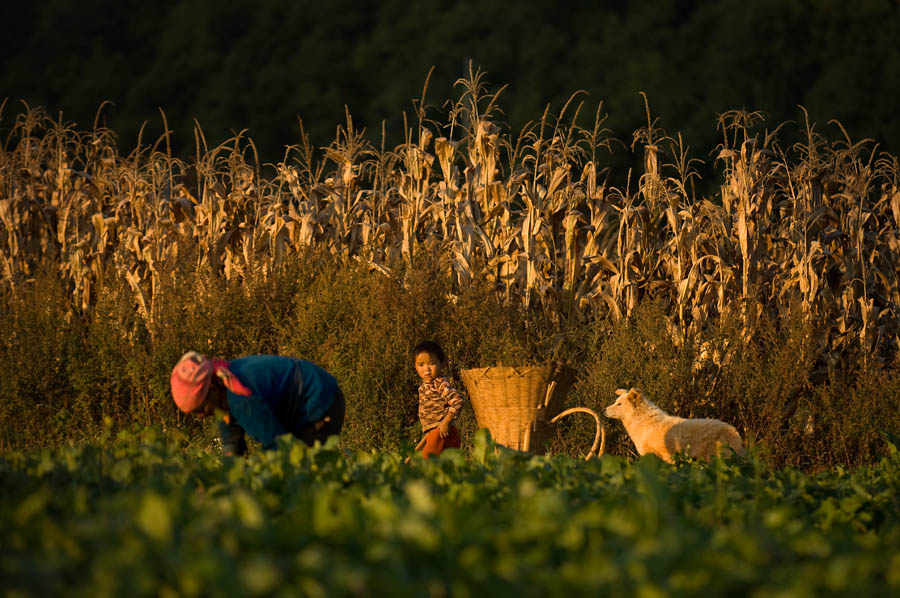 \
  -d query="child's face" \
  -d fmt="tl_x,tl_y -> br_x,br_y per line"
415,351 -> 443,383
